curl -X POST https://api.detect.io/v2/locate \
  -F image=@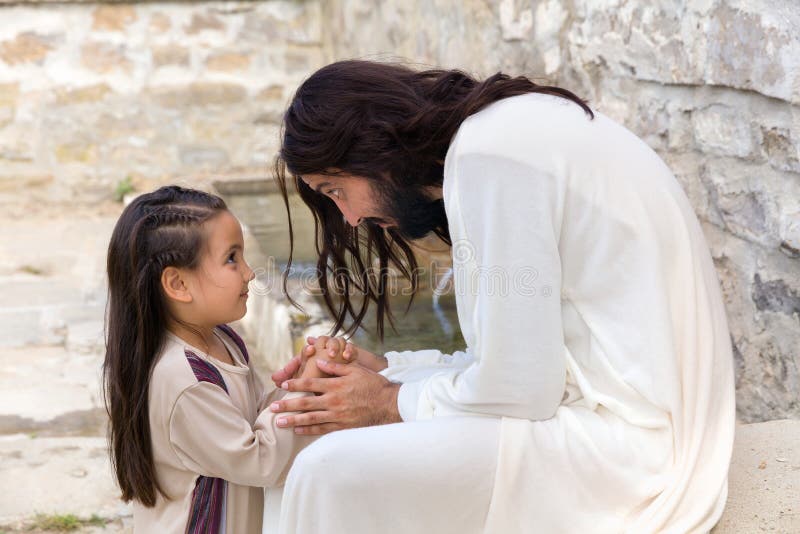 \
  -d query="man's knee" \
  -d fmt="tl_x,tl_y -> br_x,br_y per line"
285,431 -> 357,492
